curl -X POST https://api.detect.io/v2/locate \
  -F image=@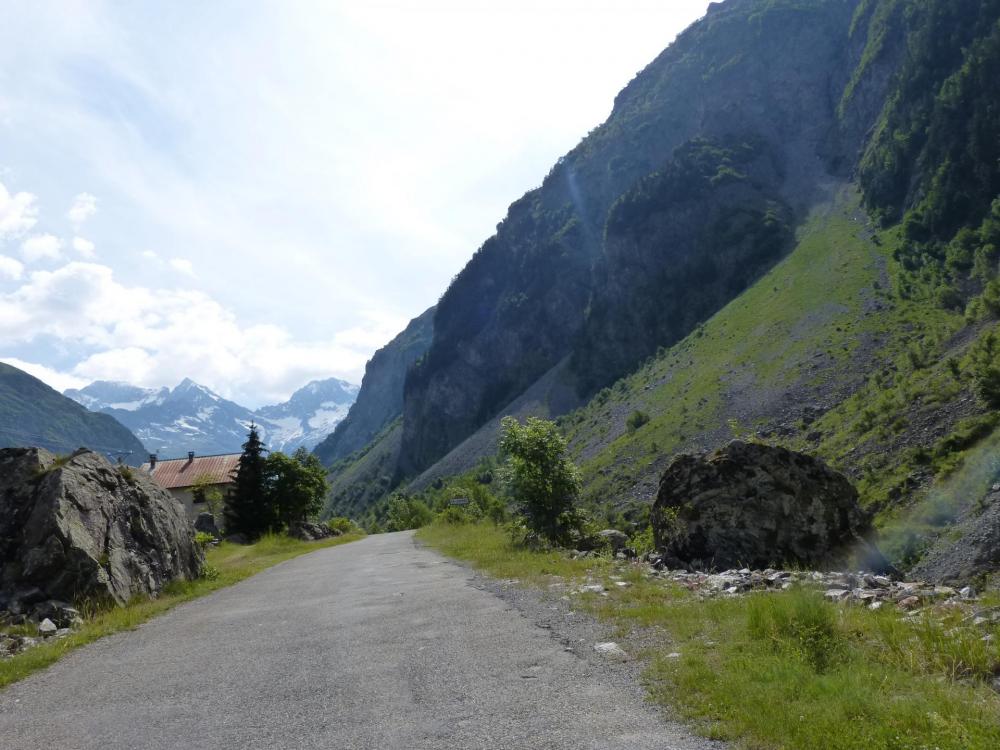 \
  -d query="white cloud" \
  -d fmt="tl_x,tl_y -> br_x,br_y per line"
0,1 -> 711,404
67,192 -> 97,225
0,181 -> 38,238
0,357 -> 88,392
0,254 -> 23,280
0,261 -> 373,406
333,309 -> 409,351
72,236 -> 96,258
168,257 -> 194,276
20,234 -> 62,263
